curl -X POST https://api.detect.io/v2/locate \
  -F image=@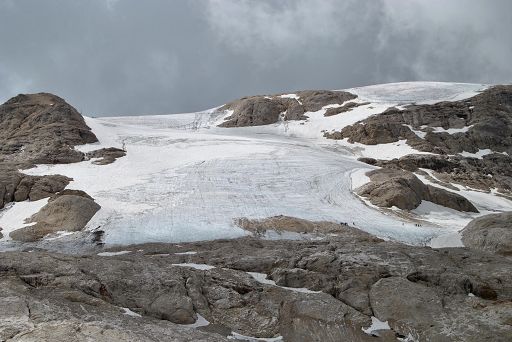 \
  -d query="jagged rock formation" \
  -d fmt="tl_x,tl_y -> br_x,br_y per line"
219,90 -> 356,127
325,85 -> 512,156
356,168 -> 478,212
1,224 -> 511,341
0,165 -> 71,209
0,93 -> 101,211
0,93 -> 97,166
461,212 -> 512,255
